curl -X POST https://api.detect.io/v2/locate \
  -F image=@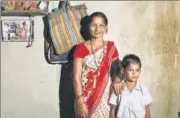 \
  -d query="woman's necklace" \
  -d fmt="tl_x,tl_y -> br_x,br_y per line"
90,40 -> 106,72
